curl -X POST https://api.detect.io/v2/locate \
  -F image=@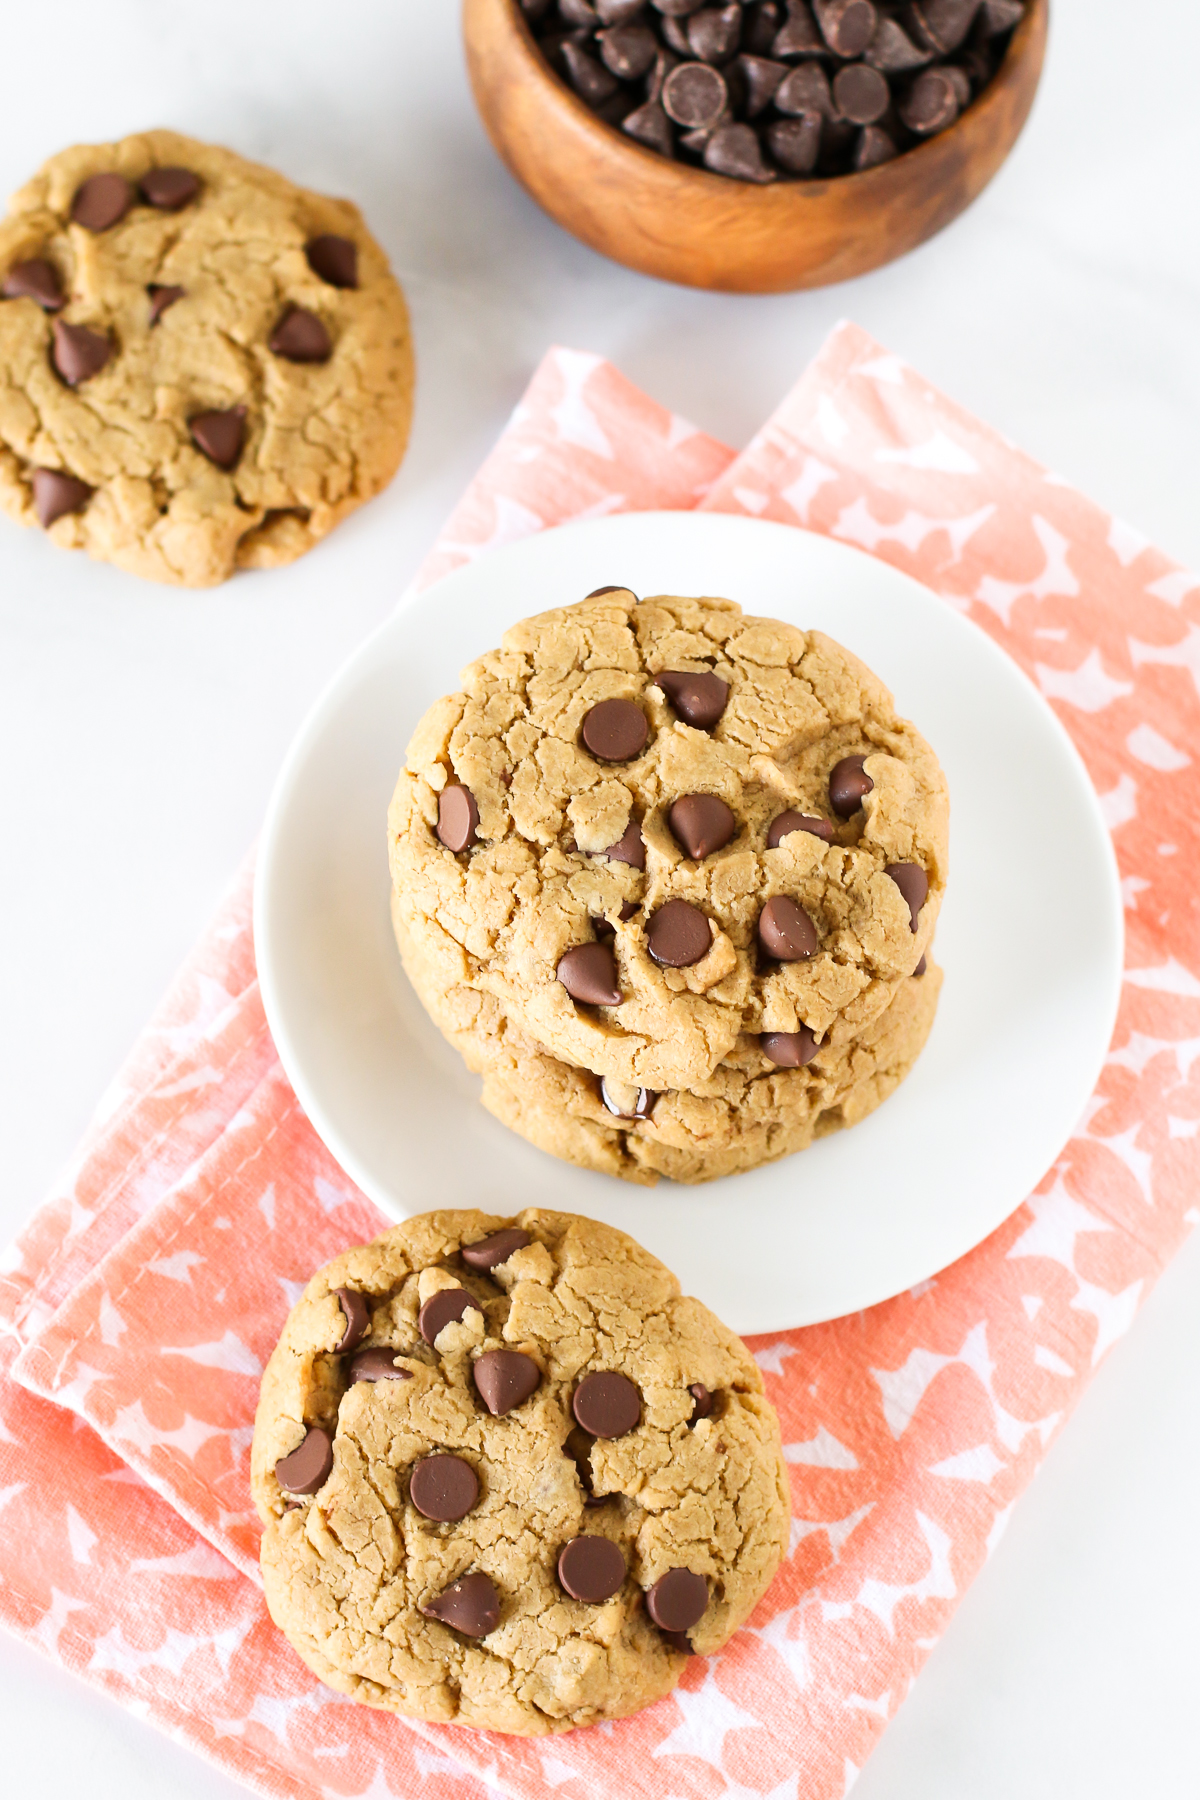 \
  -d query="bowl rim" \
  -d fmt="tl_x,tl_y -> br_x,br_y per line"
486,0 -> 1048,205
